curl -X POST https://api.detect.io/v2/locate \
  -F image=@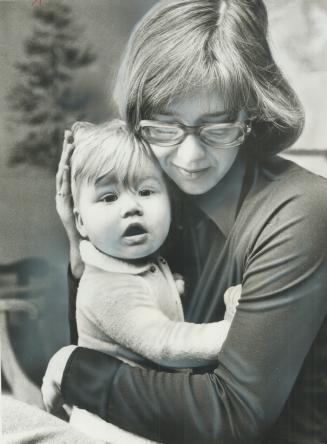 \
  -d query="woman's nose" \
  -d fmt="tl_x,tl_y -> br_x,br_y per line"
120,195 -> 143,218
175,135 -> 206,165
